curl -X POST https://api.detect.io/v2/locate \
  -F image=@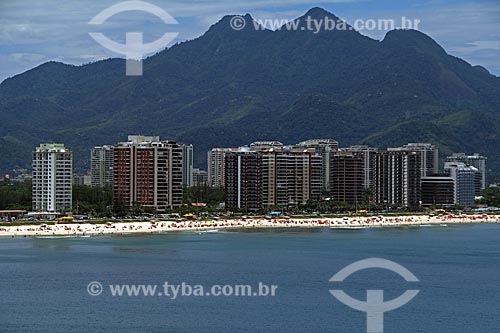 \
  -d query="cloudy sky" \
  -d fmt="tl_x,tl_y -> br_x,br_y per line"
1,0 -> 500,82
